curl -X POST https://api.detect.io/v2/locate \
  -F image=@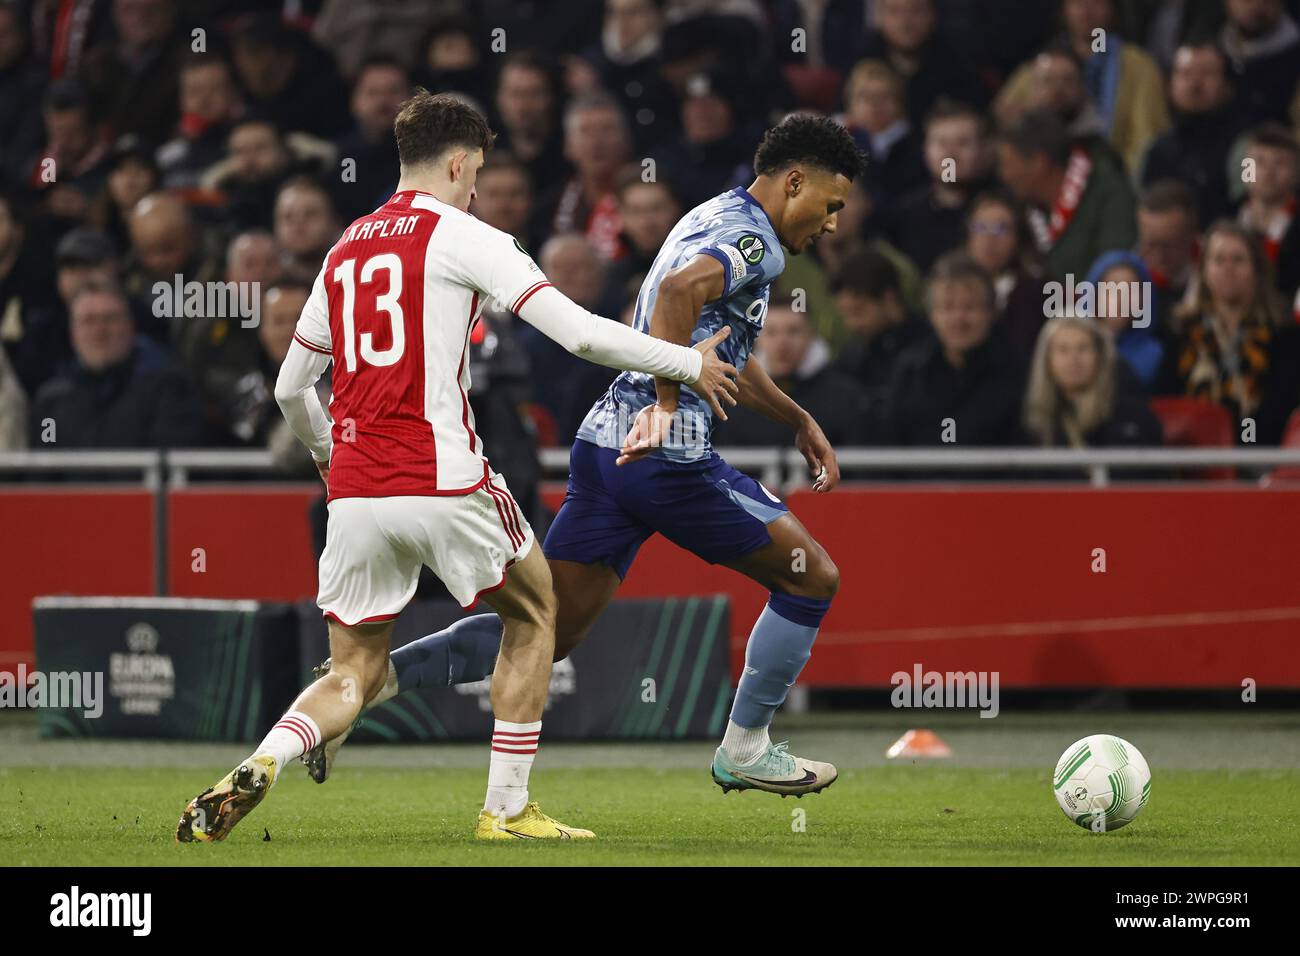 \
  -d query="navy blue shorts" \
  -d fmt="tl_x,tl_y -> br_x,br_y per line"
542,439 -> 789,578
